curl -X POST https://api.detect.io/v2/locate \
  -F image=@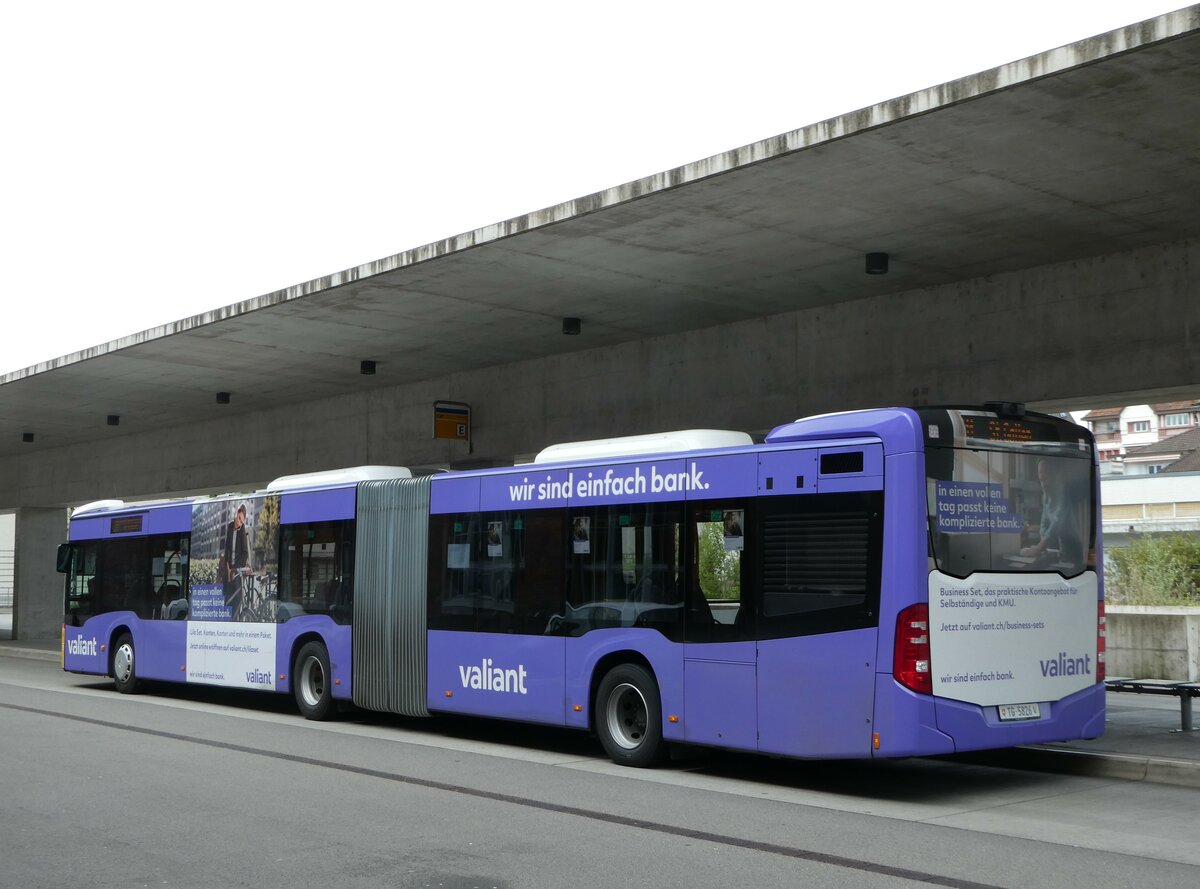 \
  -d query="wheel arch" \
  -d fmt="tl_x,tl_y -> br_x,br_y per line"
286,630 -> 329,691
107,624 -> 134,676
588,649 -> 657,734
